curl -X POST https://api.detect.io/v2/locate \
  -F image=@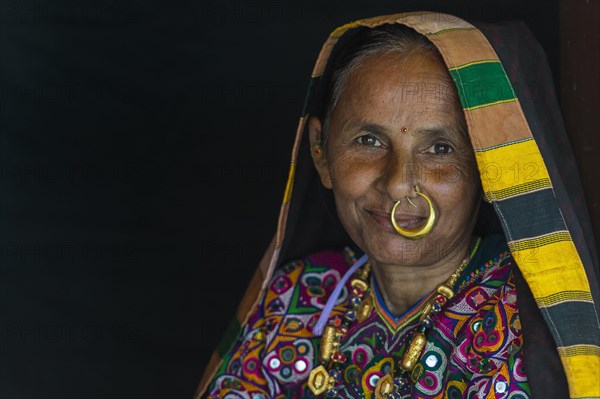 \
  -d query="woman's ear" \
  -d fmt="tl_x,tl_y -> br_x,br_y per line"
308,116 -> 332,189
